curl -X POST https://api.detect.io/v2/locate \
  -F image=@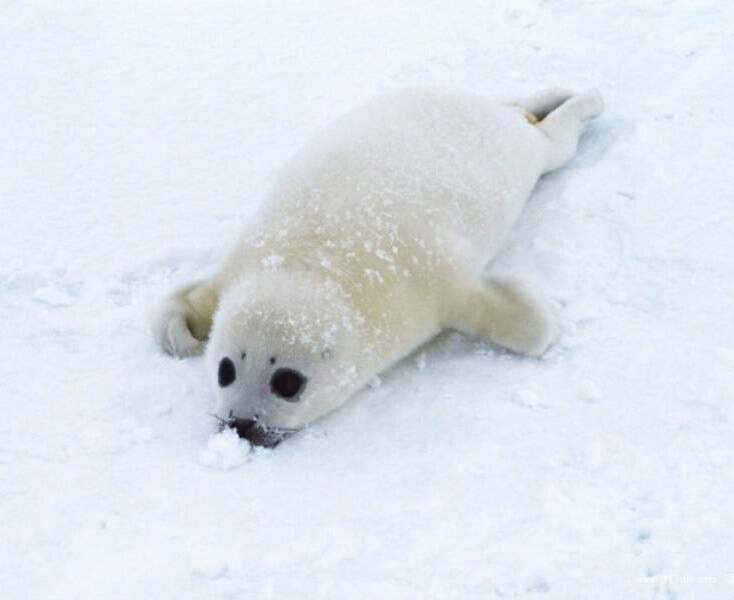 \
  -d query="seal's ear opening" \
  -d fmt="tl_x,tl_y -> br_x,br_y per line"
218,357 -> 236,387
